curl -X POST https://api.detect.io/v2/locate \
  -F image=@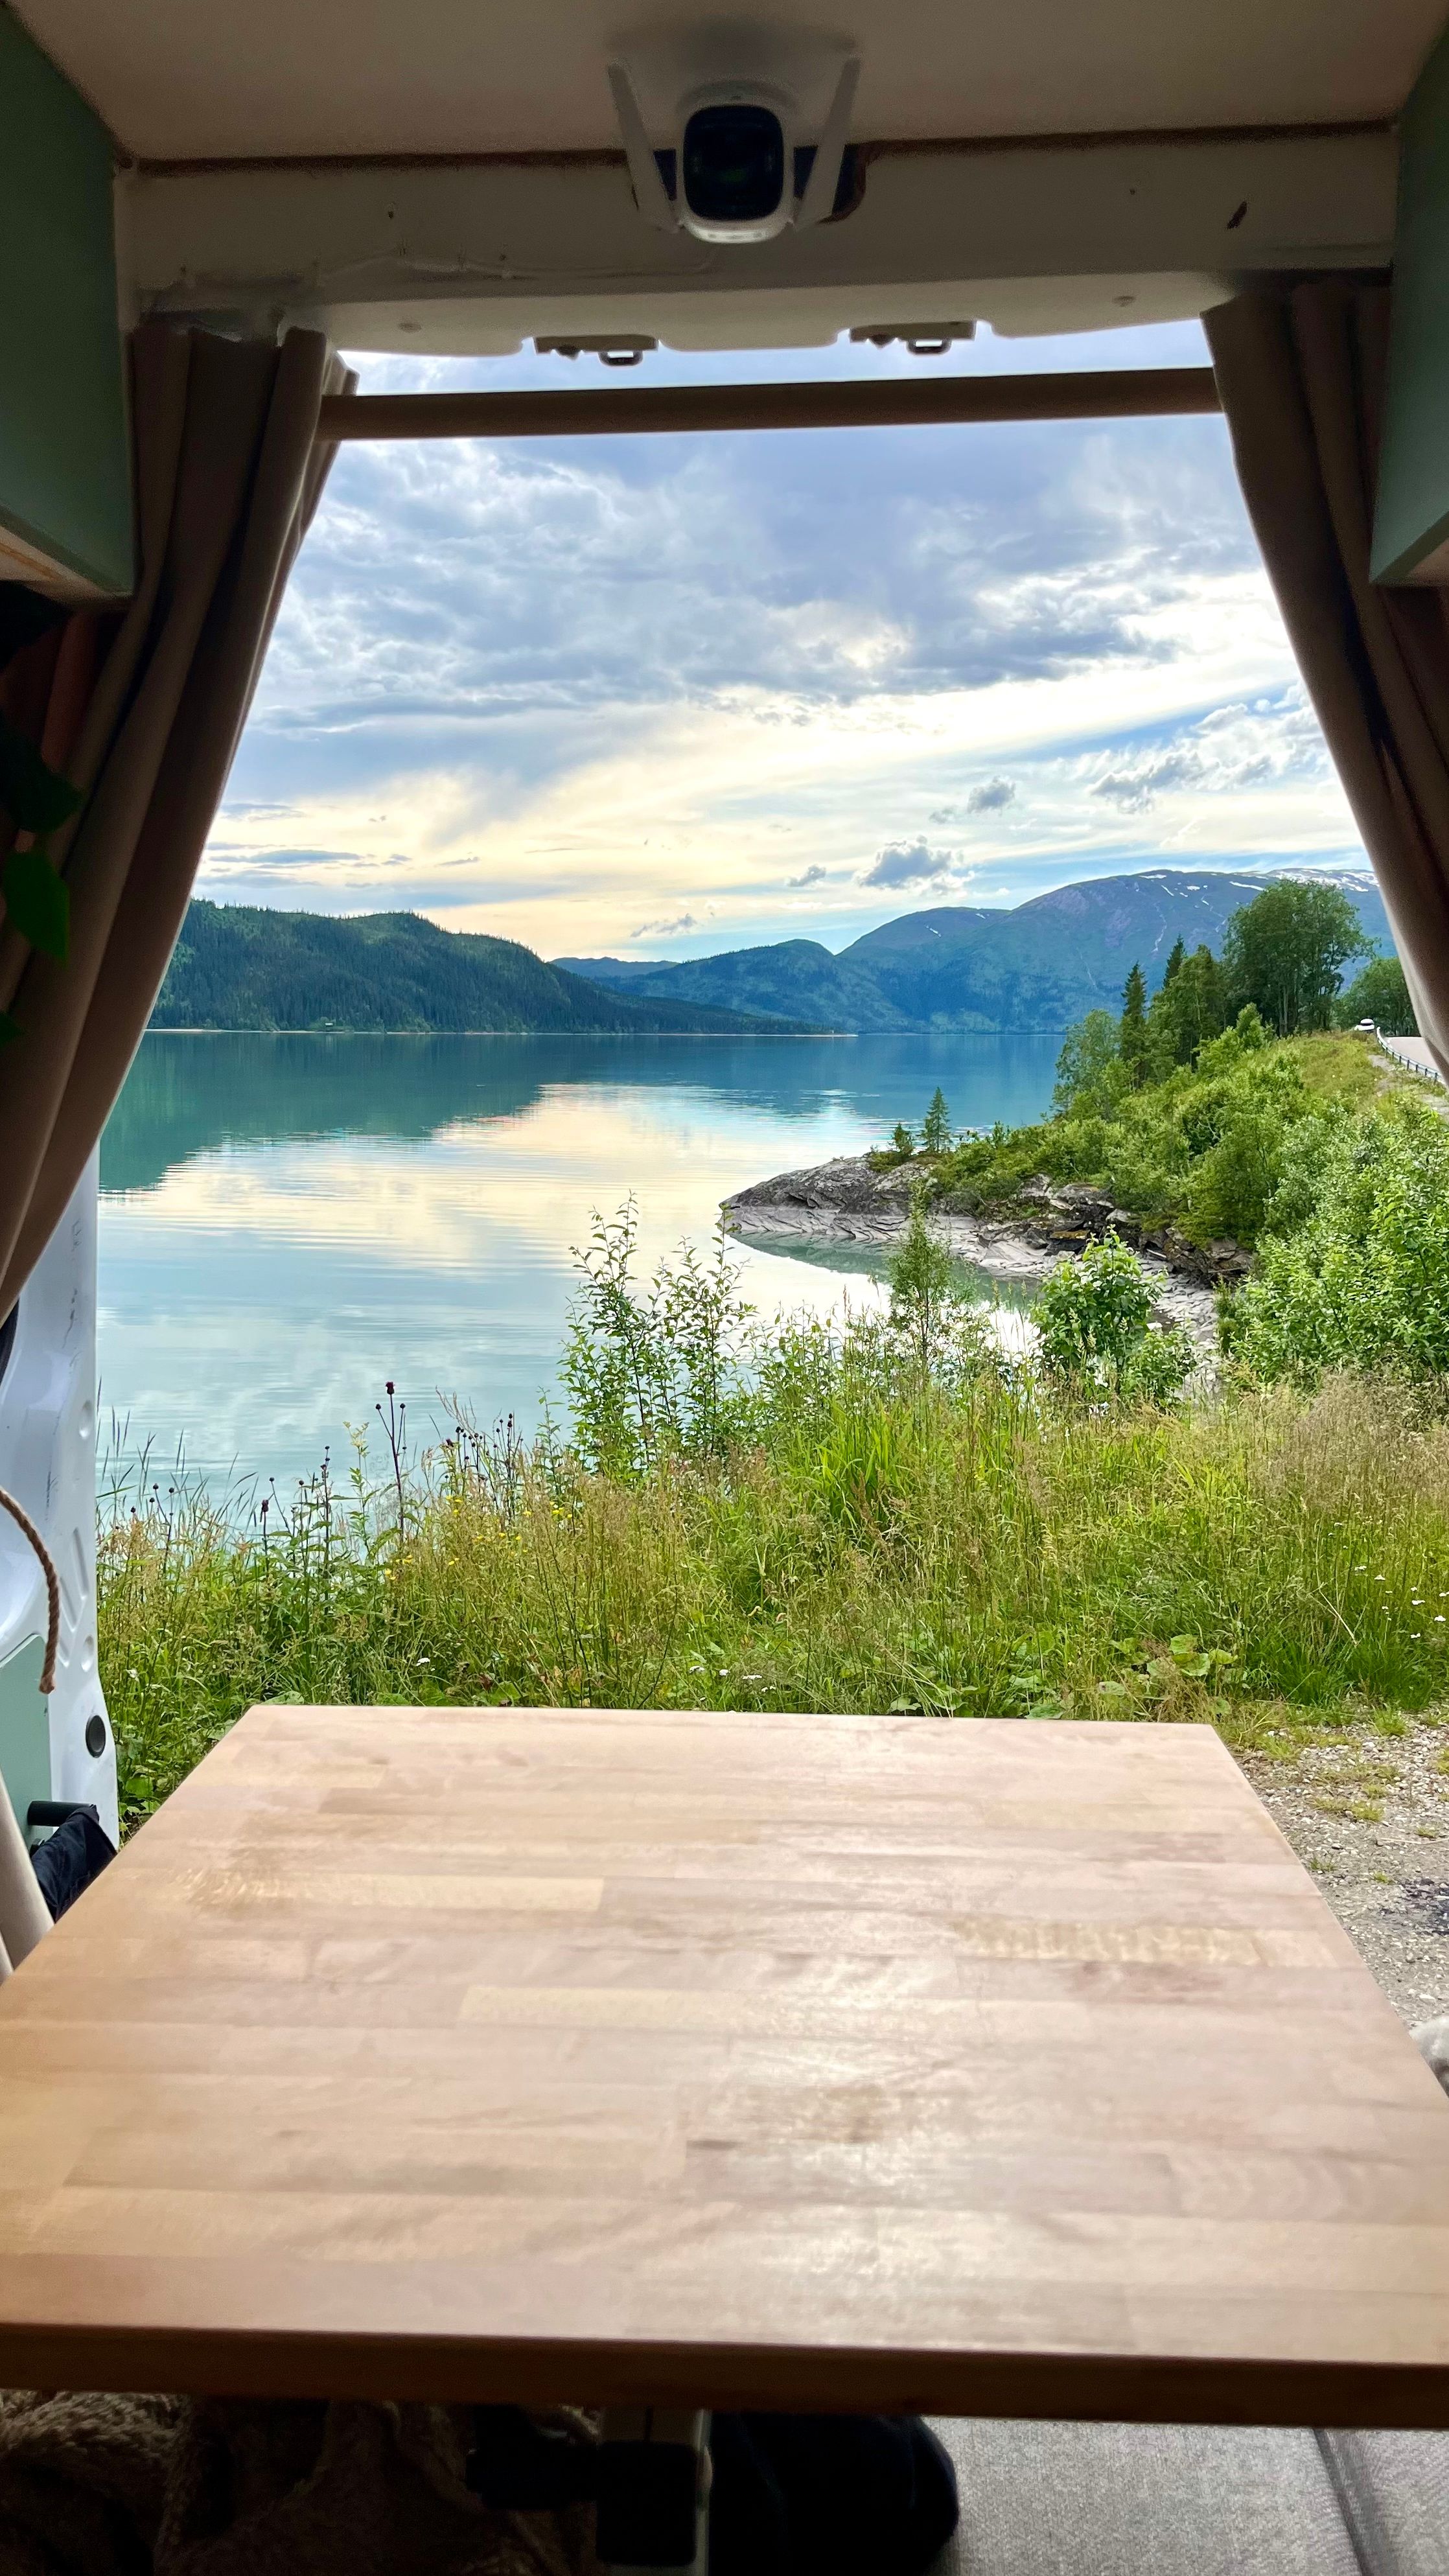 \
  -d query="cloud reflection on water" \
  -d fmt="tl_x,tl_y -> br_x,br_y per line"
98,1031 -> 1058,1488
